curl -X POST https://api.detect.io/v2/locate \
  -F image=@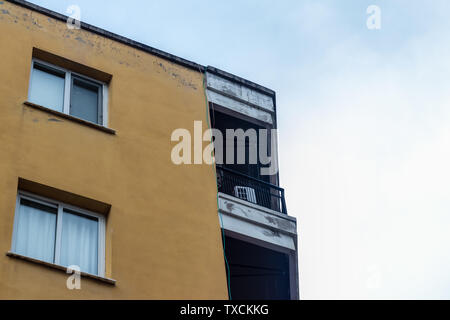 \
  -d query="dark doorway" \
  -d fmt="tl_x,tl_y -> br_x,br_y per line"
210,108 -> 271,183
225,236 -> 291,300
